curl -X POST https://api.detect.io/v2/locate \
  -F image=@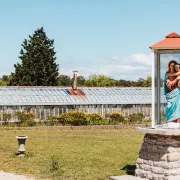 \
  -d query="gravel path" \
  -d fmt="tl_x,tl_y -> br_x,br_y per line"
0,171 -> 34,180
